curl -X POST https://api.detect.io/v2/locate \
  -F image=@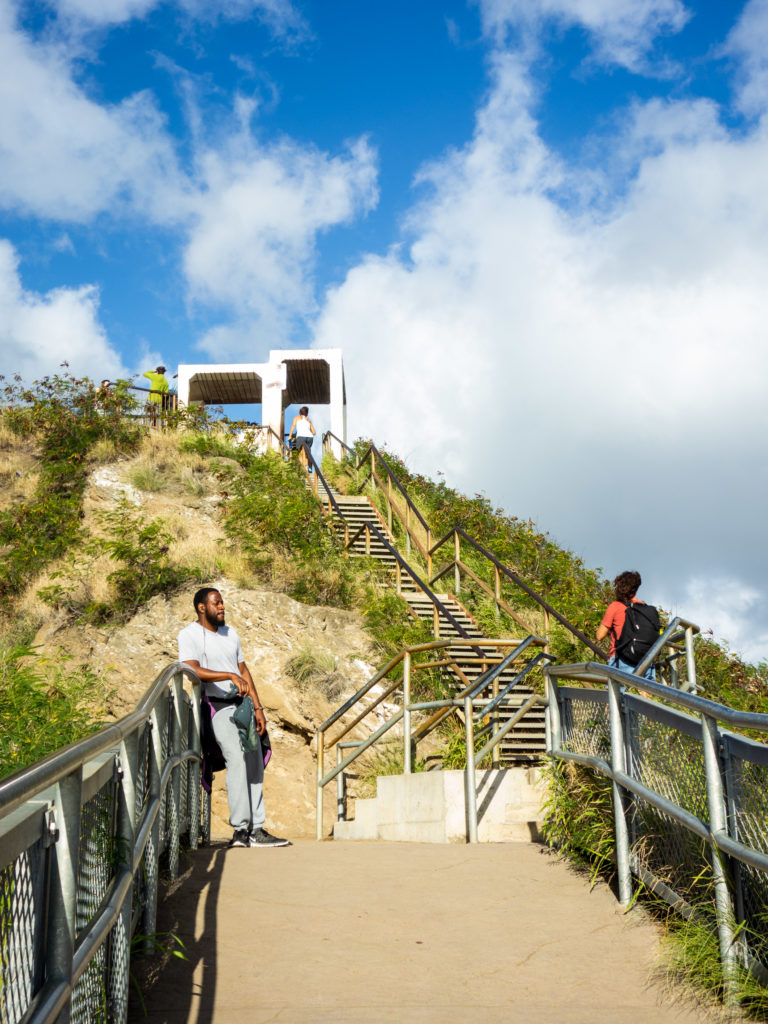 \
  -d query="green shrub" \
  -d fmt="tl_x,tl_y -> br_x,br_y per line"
0,642 -> 105,779
0,372 -> 143,599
